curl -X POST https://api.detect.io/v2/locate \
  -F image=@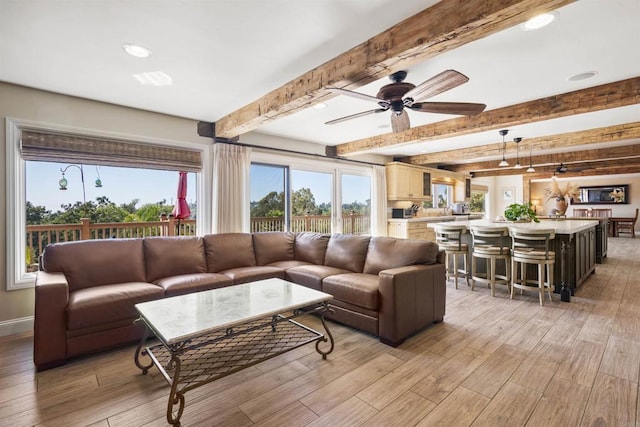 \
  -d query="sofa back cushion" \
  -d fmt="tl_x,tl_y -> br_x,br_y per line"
204,233 -> 257,272
324,234 -> 370,272
294,232 -> 330,265
363,236 -> 439,275
253,232 -> 295,265
144,236 -> 207,282
42,239 -> 146,292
